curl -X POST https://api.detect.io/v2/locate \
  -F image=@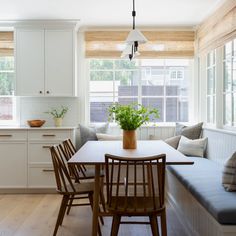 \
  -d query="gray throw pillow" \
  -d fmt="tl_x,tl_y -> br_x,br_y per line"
222,152 -> 236,192
76,123 -> 109,149
175,122 -> 203,139
165,135 -> 181,149
177,136 -> 207,157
